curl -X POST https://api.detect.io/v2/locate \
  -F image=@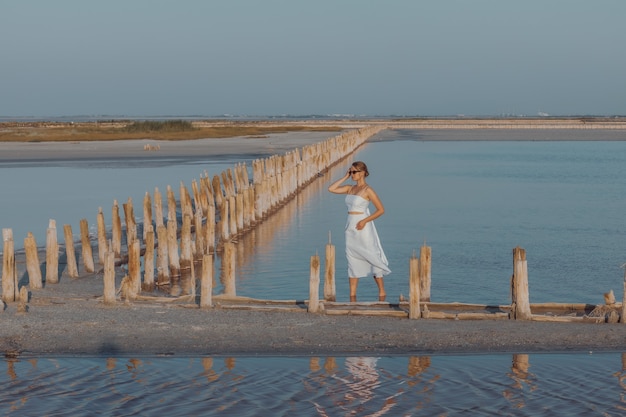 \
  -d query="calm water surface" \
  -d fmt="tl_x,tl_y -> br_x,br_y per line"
2,130 -> 626,414
2,353 -> 626,416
